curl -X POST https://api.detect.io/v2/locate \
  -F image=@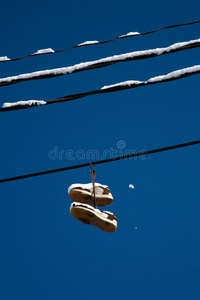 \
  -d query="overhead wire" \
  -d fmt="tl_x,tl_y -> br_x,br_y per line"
1,64 -> 200,112
0,37 -> 200,88
1,19 -> 200,63
0,140 -> 199,183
